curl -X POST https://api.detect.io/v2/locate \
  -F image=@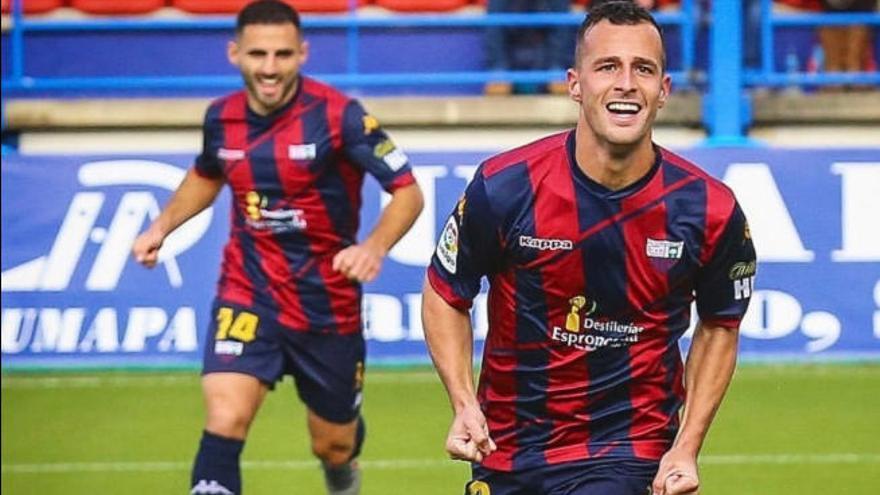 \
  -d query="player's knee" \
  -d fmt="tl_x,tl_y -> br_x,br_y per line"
205,408 -> 253,439
311,438 -> 355,466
